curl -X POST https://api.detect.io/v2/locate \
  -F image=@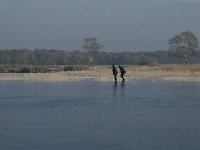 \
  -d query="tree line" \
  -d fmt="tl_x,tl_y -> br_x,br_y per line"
0,31 -> 199,65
